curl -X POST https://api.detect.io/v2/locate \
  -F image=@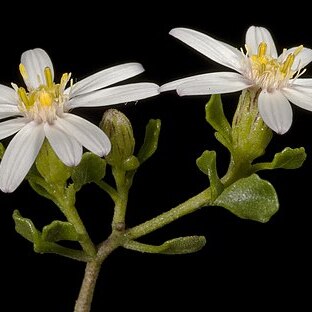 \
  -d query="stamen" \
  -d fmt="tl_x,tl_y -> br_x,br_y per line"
281,54 -> 294,74
39,90 -> 53,106
19,64 -> 28,80
18,87 -> 30,107
44,67 -> 53,88
293,45 -> 303,57
258,42 -> 267,57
